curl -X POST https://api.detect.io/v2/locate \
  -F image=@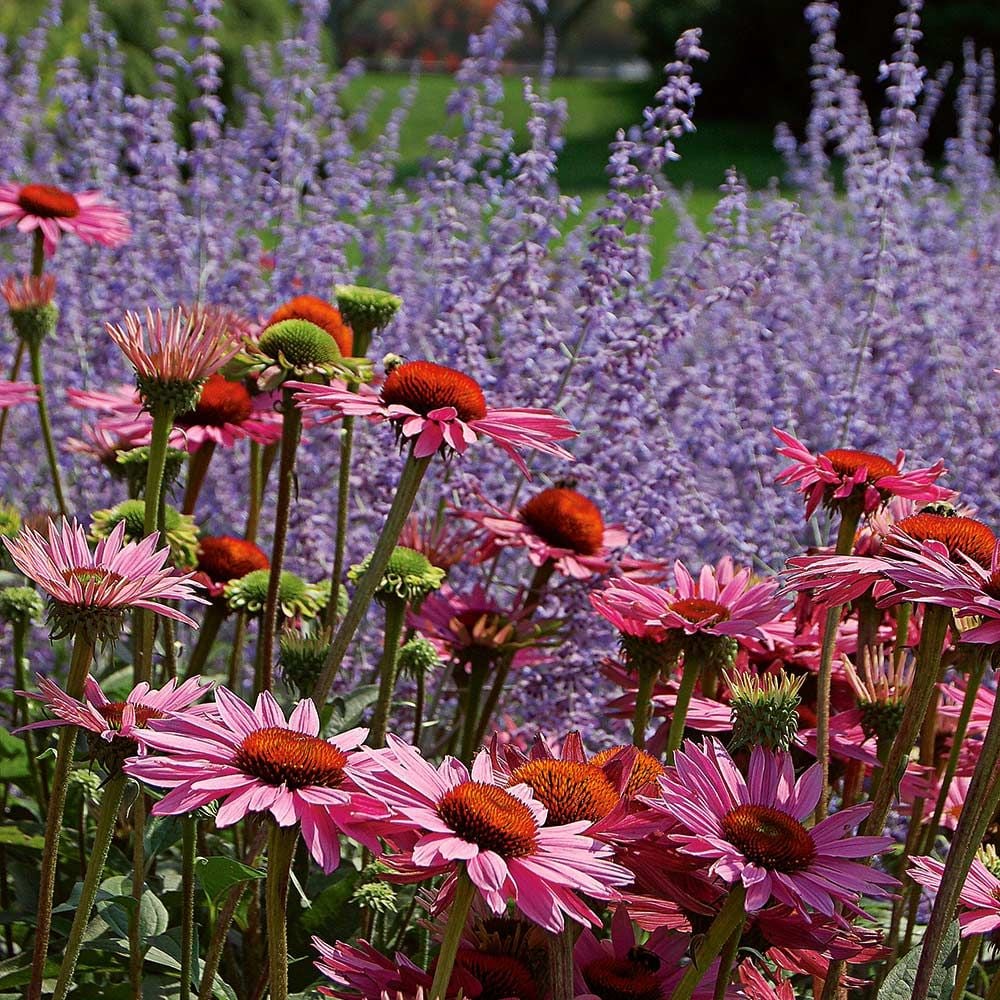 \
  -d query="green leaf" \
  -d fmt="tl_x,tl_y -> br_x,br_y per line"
878,921 -> 960,1000
326,685 -> 379,731
195,856 -> 265,903
299,866 -> 362,941
0,730 -> 29,781
0,824 -> 43,850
